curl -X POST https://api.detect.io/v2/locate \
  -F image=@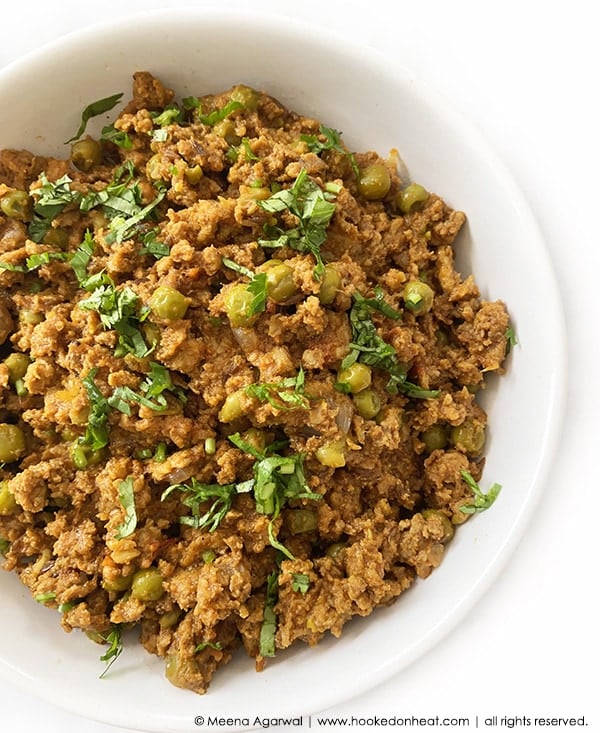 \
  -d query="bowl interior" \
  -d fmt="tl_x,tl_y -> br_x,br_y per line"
0,8 -> 566,732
